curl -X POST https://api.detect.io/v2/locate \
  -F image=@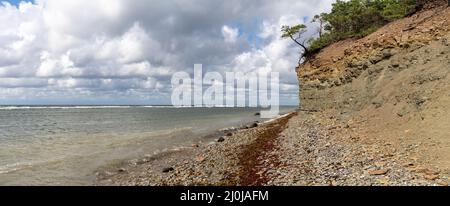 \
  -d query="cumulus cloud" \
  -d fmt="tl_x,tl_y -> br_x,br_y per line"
222,25 -> 239,43
0,0 -> 335,105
